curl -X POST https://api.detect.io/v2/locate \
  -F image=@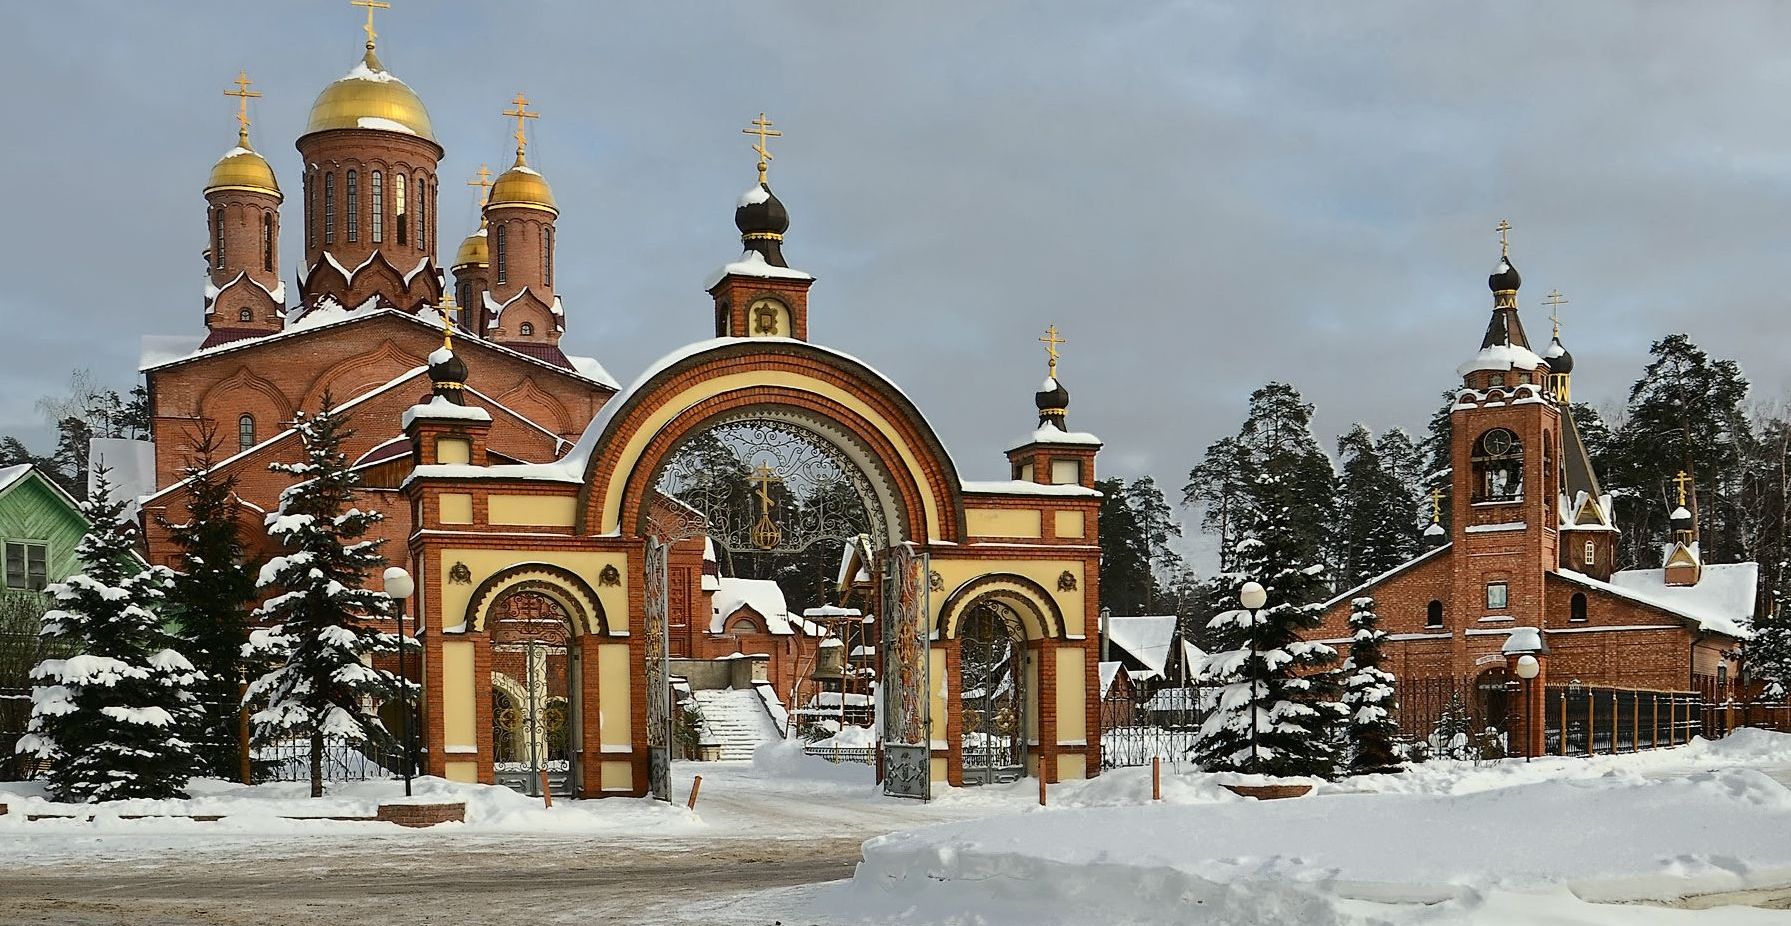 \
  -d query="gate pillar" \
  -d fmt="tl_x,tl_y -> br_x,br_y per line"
1036,636 -> 1058,782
